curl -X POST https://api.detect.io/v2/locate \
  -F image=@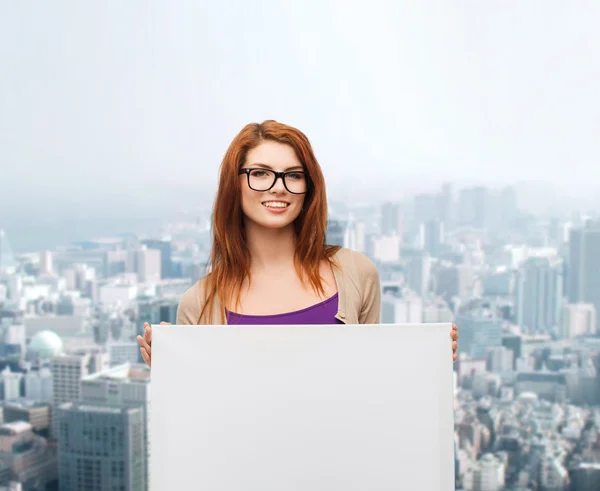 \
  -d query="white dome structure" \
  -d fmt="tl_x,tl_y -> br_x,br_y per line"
28,330 -> 64,361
